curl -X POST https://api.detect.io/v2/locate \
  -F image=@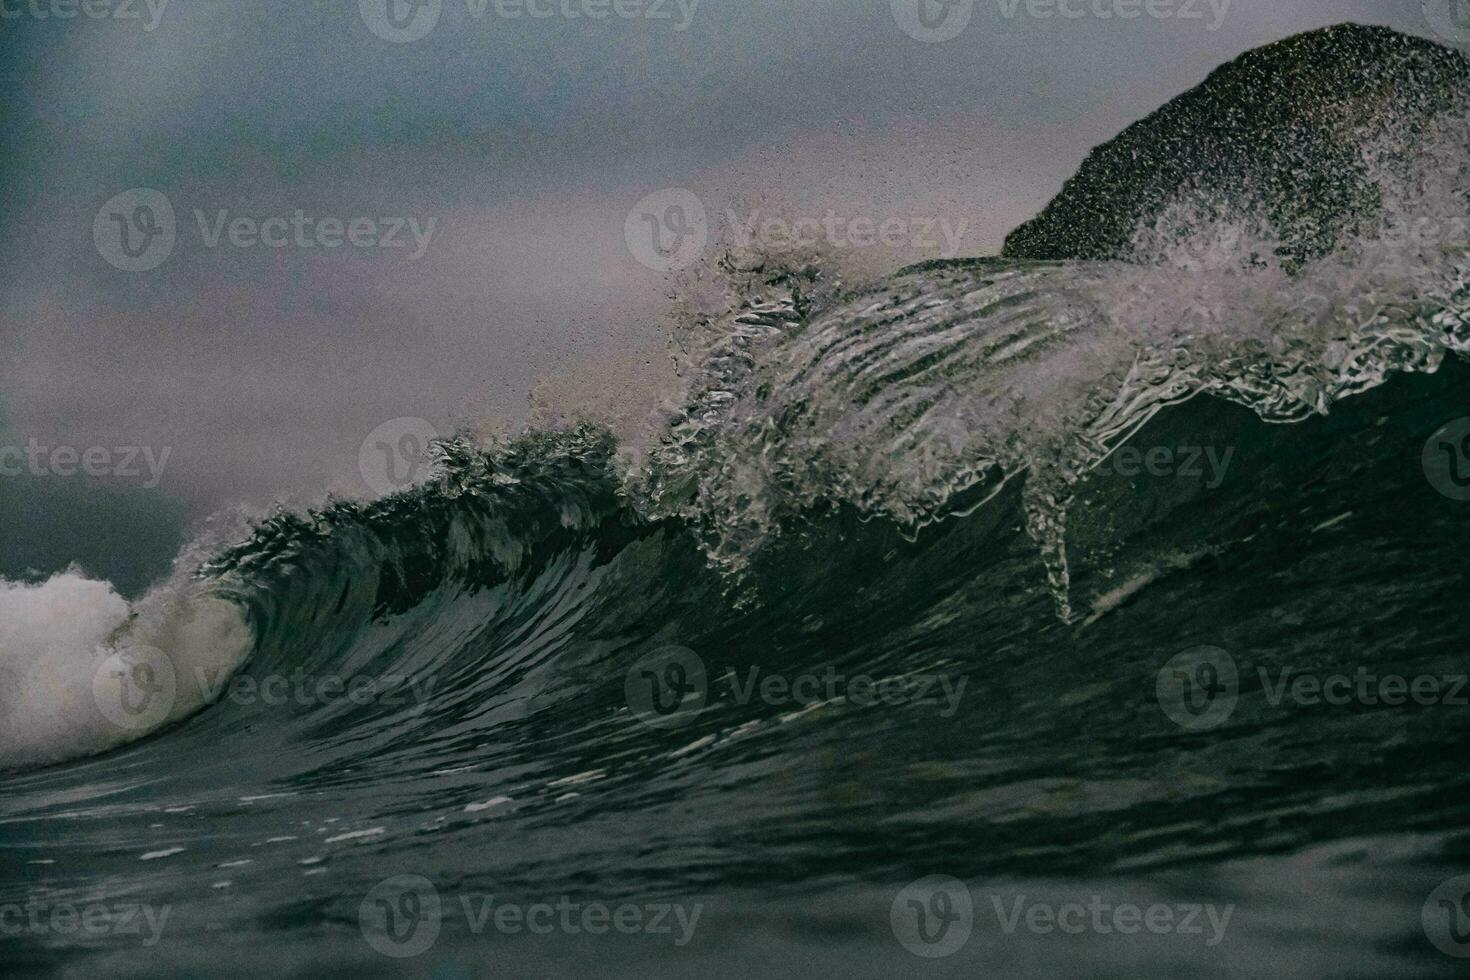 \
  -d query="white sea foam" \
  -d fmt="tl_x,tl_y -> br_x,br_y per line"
628,110 -> 1470,621
0,570 -> 253,771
